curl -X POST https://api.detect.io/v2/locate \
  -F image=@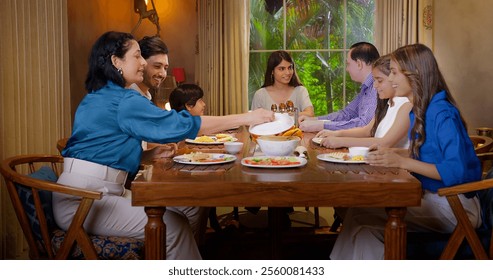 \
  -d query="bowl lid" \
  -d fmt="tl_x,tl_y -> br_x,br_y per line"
249,113 -> 294,136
